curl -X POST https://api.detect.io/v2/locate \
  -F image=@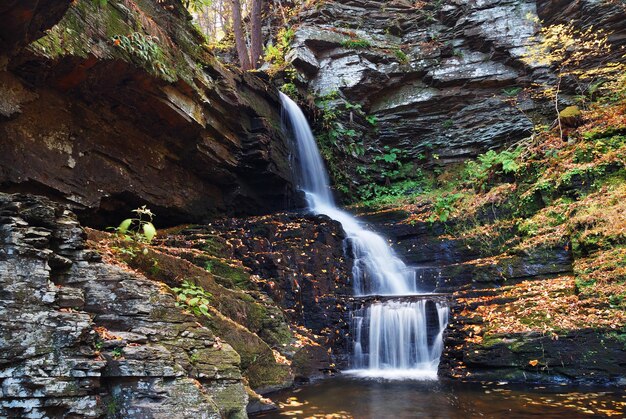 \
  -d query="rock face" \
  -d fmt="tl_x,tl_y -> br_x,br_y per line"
358,202 -> 626,385
0,192 -> 247,418
287,0 -> 626,170
0,0 -> 296,227
289,0 -> 537,163
211,213 -> 354,367
161,213 -> 354,374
